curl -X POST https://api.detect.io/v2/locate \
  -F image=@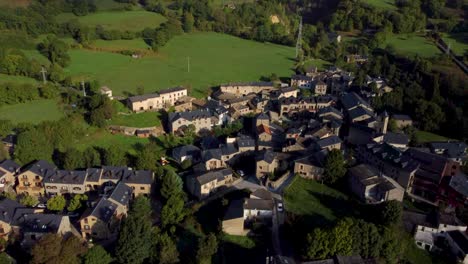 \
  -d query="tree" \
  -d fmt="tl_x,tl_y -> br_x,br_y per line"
196,233 -> 218,264
380,200 -> 403,226
0,252 -> 14,264
160,169 -> 183,200
38,36 -> 71,67
63,148 -> 85,170
161,195 -> 186,227
155,232 -> 179,264
351,220 -> 382,258
330,218 -> 353,256
49,64 -> 65,83
20,194 -> 38,207
0,120 -> 13,138
82,245 -> 113,264
183,12 -> 195,33
115,197 -> 152,264
323,149 -> 346,184
67,194 -> 88,212
136,143 -> 161,171
31,234 -> 86,264
305,228 -> 330,260
47,195 -> 66,211
415,100 -> 445,131
103,145 -> 127,166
